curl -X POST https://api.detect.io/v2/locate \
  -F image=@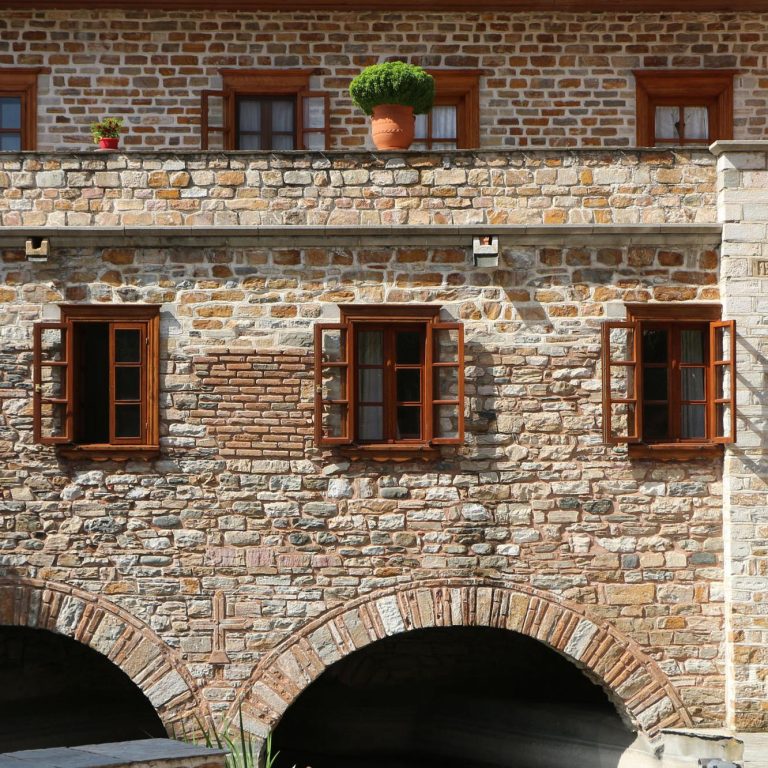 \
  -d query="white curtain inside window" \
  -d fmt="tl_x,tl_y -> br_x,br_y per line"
654,106 -> 679,140
272,100 -> 294,132
239,100 -> 261,132
433,105 -> 457,140
680,330 -> 706,438
684,106 -> 708,140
